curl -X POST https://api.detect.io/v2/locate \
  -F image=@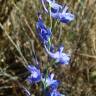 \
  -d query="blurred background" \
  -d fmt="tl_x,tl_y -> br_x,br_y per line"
0,0 -> 96,96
